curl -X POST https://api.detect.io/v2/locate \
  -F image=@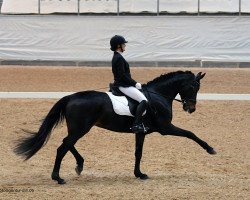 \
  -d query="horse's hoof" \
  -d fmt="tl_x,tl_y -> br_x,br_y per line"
207,148 -> 217,155
75,165 -> 83,176
135,173 -> 149,180
57,178 -> 66,185
140,174 -> 149,180
52,172 -> 66,184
